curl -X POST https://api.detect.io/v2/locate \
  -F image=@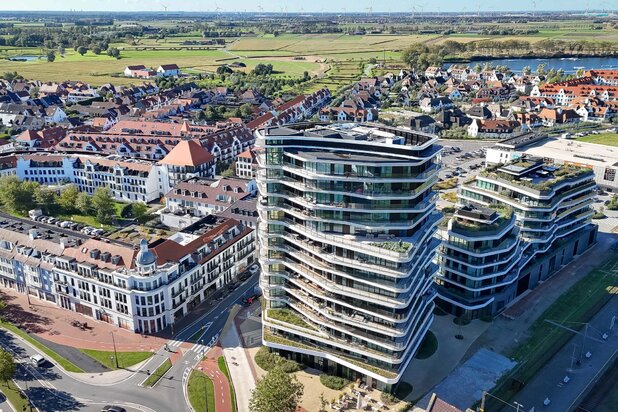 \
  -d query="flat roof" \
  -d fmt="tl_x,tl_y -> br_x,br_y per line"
264,122 -> 437,147
522,138 -> 618,169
